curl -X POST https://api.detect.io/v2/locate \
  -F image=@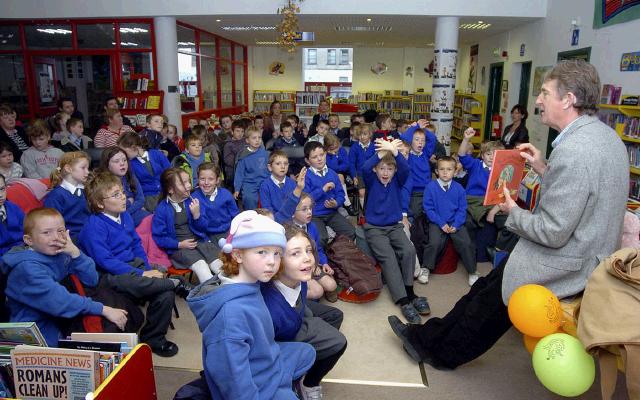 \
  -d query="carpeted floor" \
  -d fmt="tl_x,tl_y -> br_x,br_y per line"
151,261 -> 628,399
